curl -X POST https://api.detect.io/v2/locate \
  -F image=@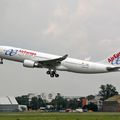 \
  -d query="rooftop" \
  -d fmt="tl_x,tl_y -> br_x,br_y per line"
105,95 -> 120,103
0,96 -> 18,105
